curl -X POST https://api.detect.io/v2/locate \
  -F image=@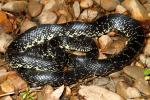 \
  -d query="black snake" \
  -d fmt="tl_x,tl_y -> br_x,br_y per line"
5,14 -> 145,87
